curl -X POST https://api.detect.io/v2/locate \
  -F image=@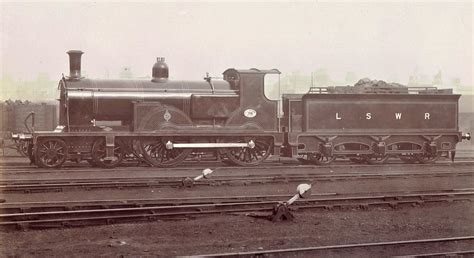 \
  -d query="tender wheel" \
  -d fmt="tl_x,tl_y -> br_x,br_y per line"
416,152 -> 441,164
225,137 -> 273,167
139,137 -> 192,167
349,156 -> 368,164
366,154 -> 389,165
297,157 -> 313,165
91,138 -> 125,168
399,154 -> 418,164
35,138 -> 68,168
308,153 -> 335,165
